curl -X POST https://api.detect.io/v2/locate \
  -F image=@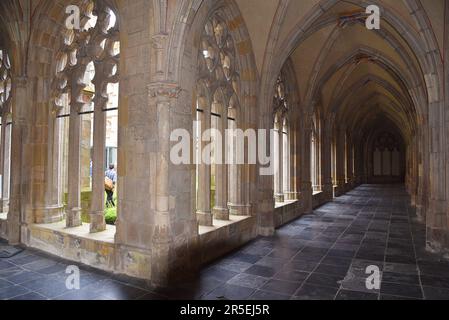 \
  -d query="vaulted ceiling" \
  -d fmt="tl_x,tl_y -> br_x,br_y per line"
235,0 -> 445,146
